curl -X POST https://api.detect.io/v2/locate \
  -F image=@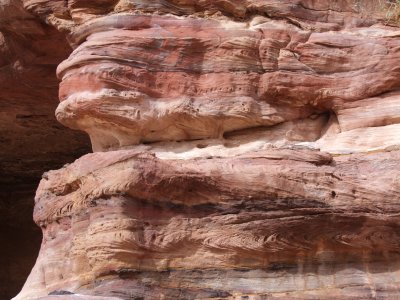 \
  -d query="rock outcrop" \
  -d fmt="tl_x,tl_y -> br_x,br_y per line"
4,0 -> 400,299
20,149 -> 400,299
